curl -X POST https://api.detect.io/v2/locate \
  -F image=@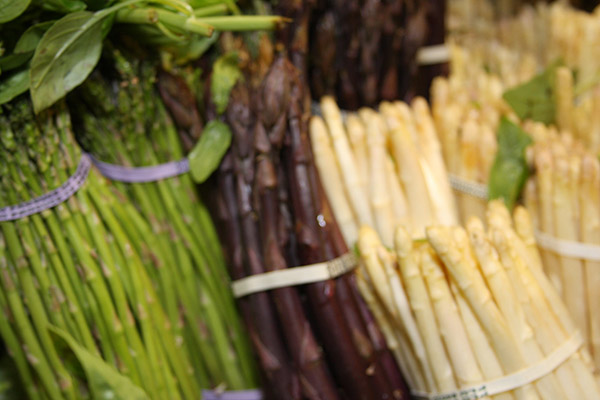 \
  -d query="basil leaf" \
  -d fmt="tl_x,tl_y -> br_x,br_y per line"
29,0 -> 143,113
0,0 -> 30,24
49,325 -> 150,400
41,0 -> 86,13
211,52 -> 242,115
0,52 -> 32,72
488,117 -> 533,209
0,68 -> 29,105
14,21 -> 56,53
502,61 -> 561,125
188,120 -> 232,183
